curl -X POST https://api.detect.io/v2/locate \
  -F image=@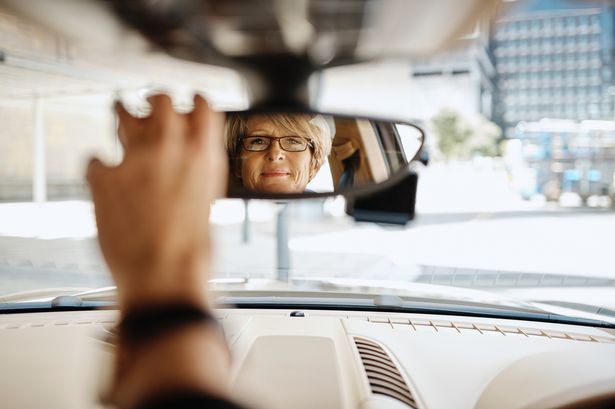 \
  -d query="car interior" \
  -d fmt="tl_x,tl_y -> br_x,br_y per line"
1,1 -> 615,408
1,305 -> 615,408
